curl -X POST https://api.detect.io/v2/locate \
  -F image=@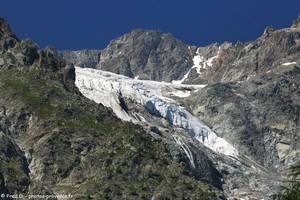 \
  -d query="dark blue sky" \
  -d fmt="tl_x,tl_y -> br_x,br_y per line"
1,0 -> 300,50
